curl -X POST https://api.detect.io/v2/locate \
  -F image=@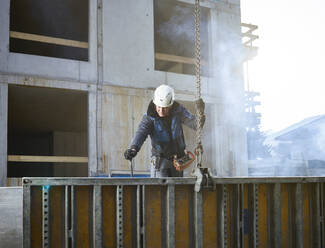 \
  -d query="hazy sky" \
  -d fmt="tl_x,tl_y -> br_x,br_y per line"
240,0 -> 325,132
